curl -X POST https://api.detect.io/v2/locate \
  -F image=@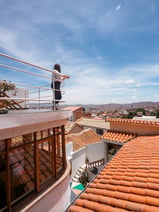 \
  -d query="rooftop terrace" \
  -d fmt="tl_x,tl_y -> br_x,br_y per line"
0,53 -> 71,211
